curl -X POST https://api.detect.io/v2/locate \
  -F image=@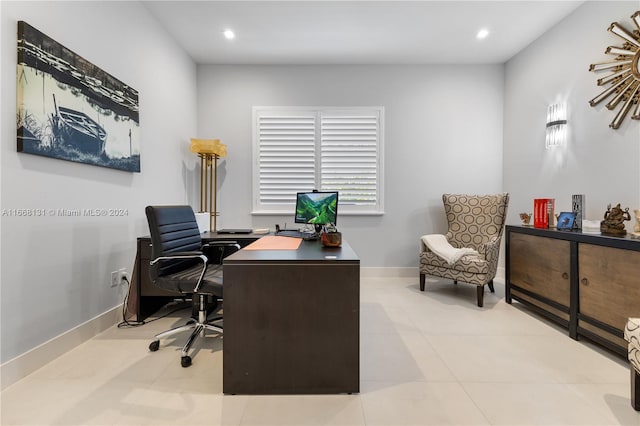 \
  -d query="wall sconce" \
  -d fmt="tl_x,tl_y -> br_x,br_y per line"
190,138 -> 227,232
545,103 -> 567,149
